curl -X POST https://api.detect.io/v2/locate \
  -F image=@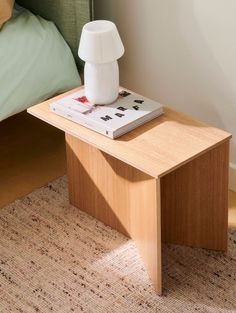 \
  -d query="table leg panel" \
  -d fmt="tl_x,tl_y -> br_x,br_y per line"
65,134 -> 162,294
161,141 -> 229,251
